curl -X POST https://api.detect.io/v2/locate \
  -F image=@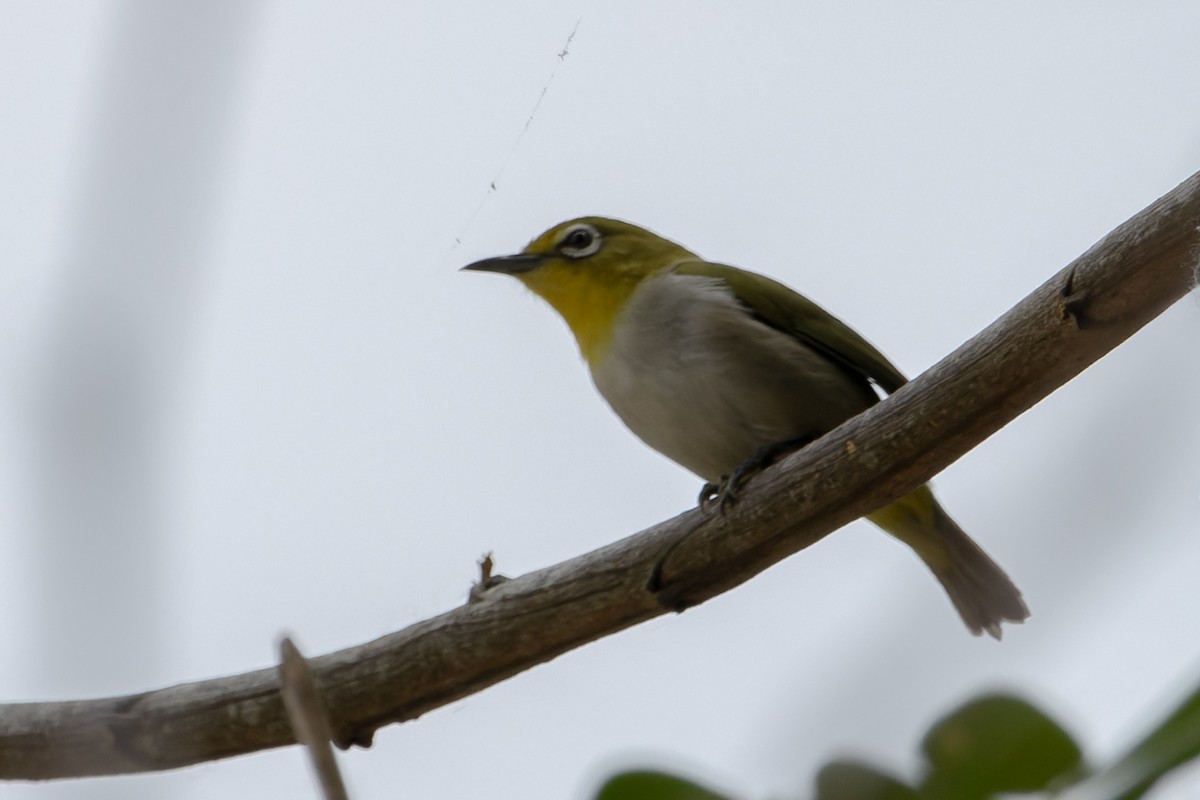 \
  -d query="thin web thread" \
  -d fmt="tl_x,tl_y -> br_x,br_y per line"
450,17 -> 583,253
